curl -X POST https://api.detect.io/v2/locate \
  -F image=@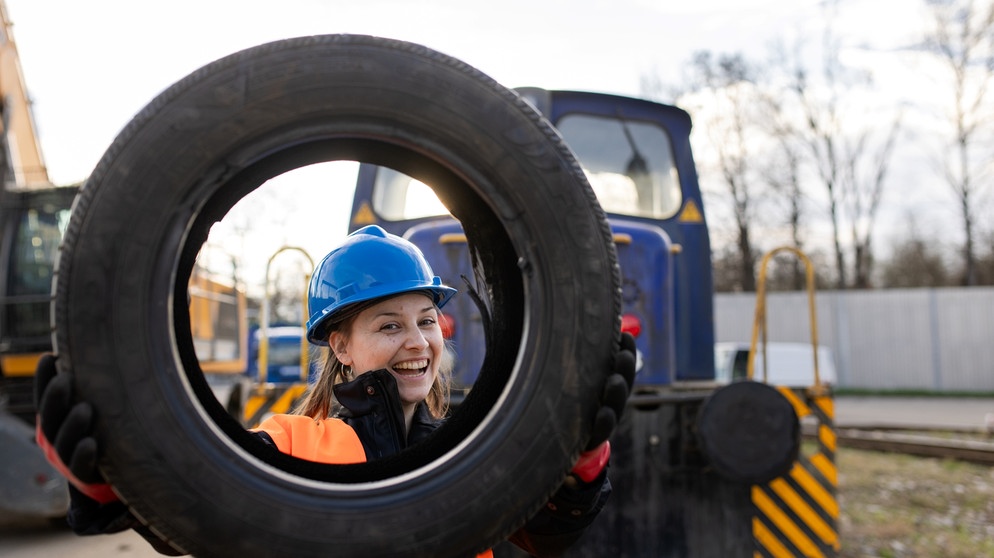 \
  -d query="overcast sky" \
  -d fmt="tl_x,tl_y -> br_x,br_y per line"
5,0 -> 937,287
9,0 -> 925,186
